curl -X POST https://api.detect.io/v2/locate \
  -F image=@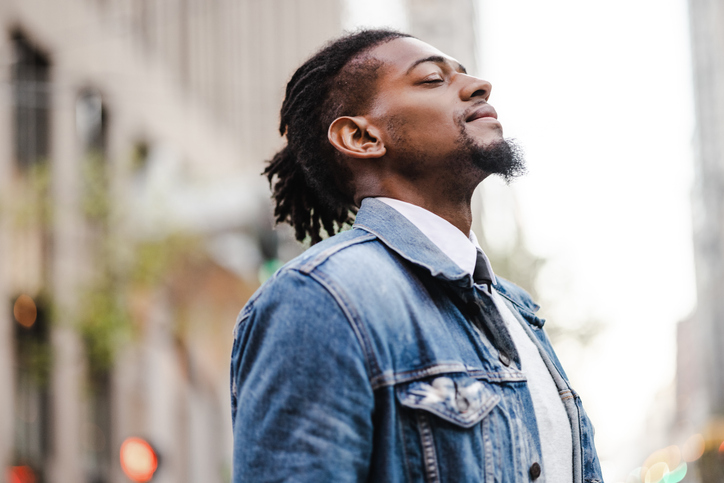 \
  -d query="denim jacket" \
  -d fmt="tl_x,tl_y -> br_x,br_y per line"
231,198 -> 603,483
